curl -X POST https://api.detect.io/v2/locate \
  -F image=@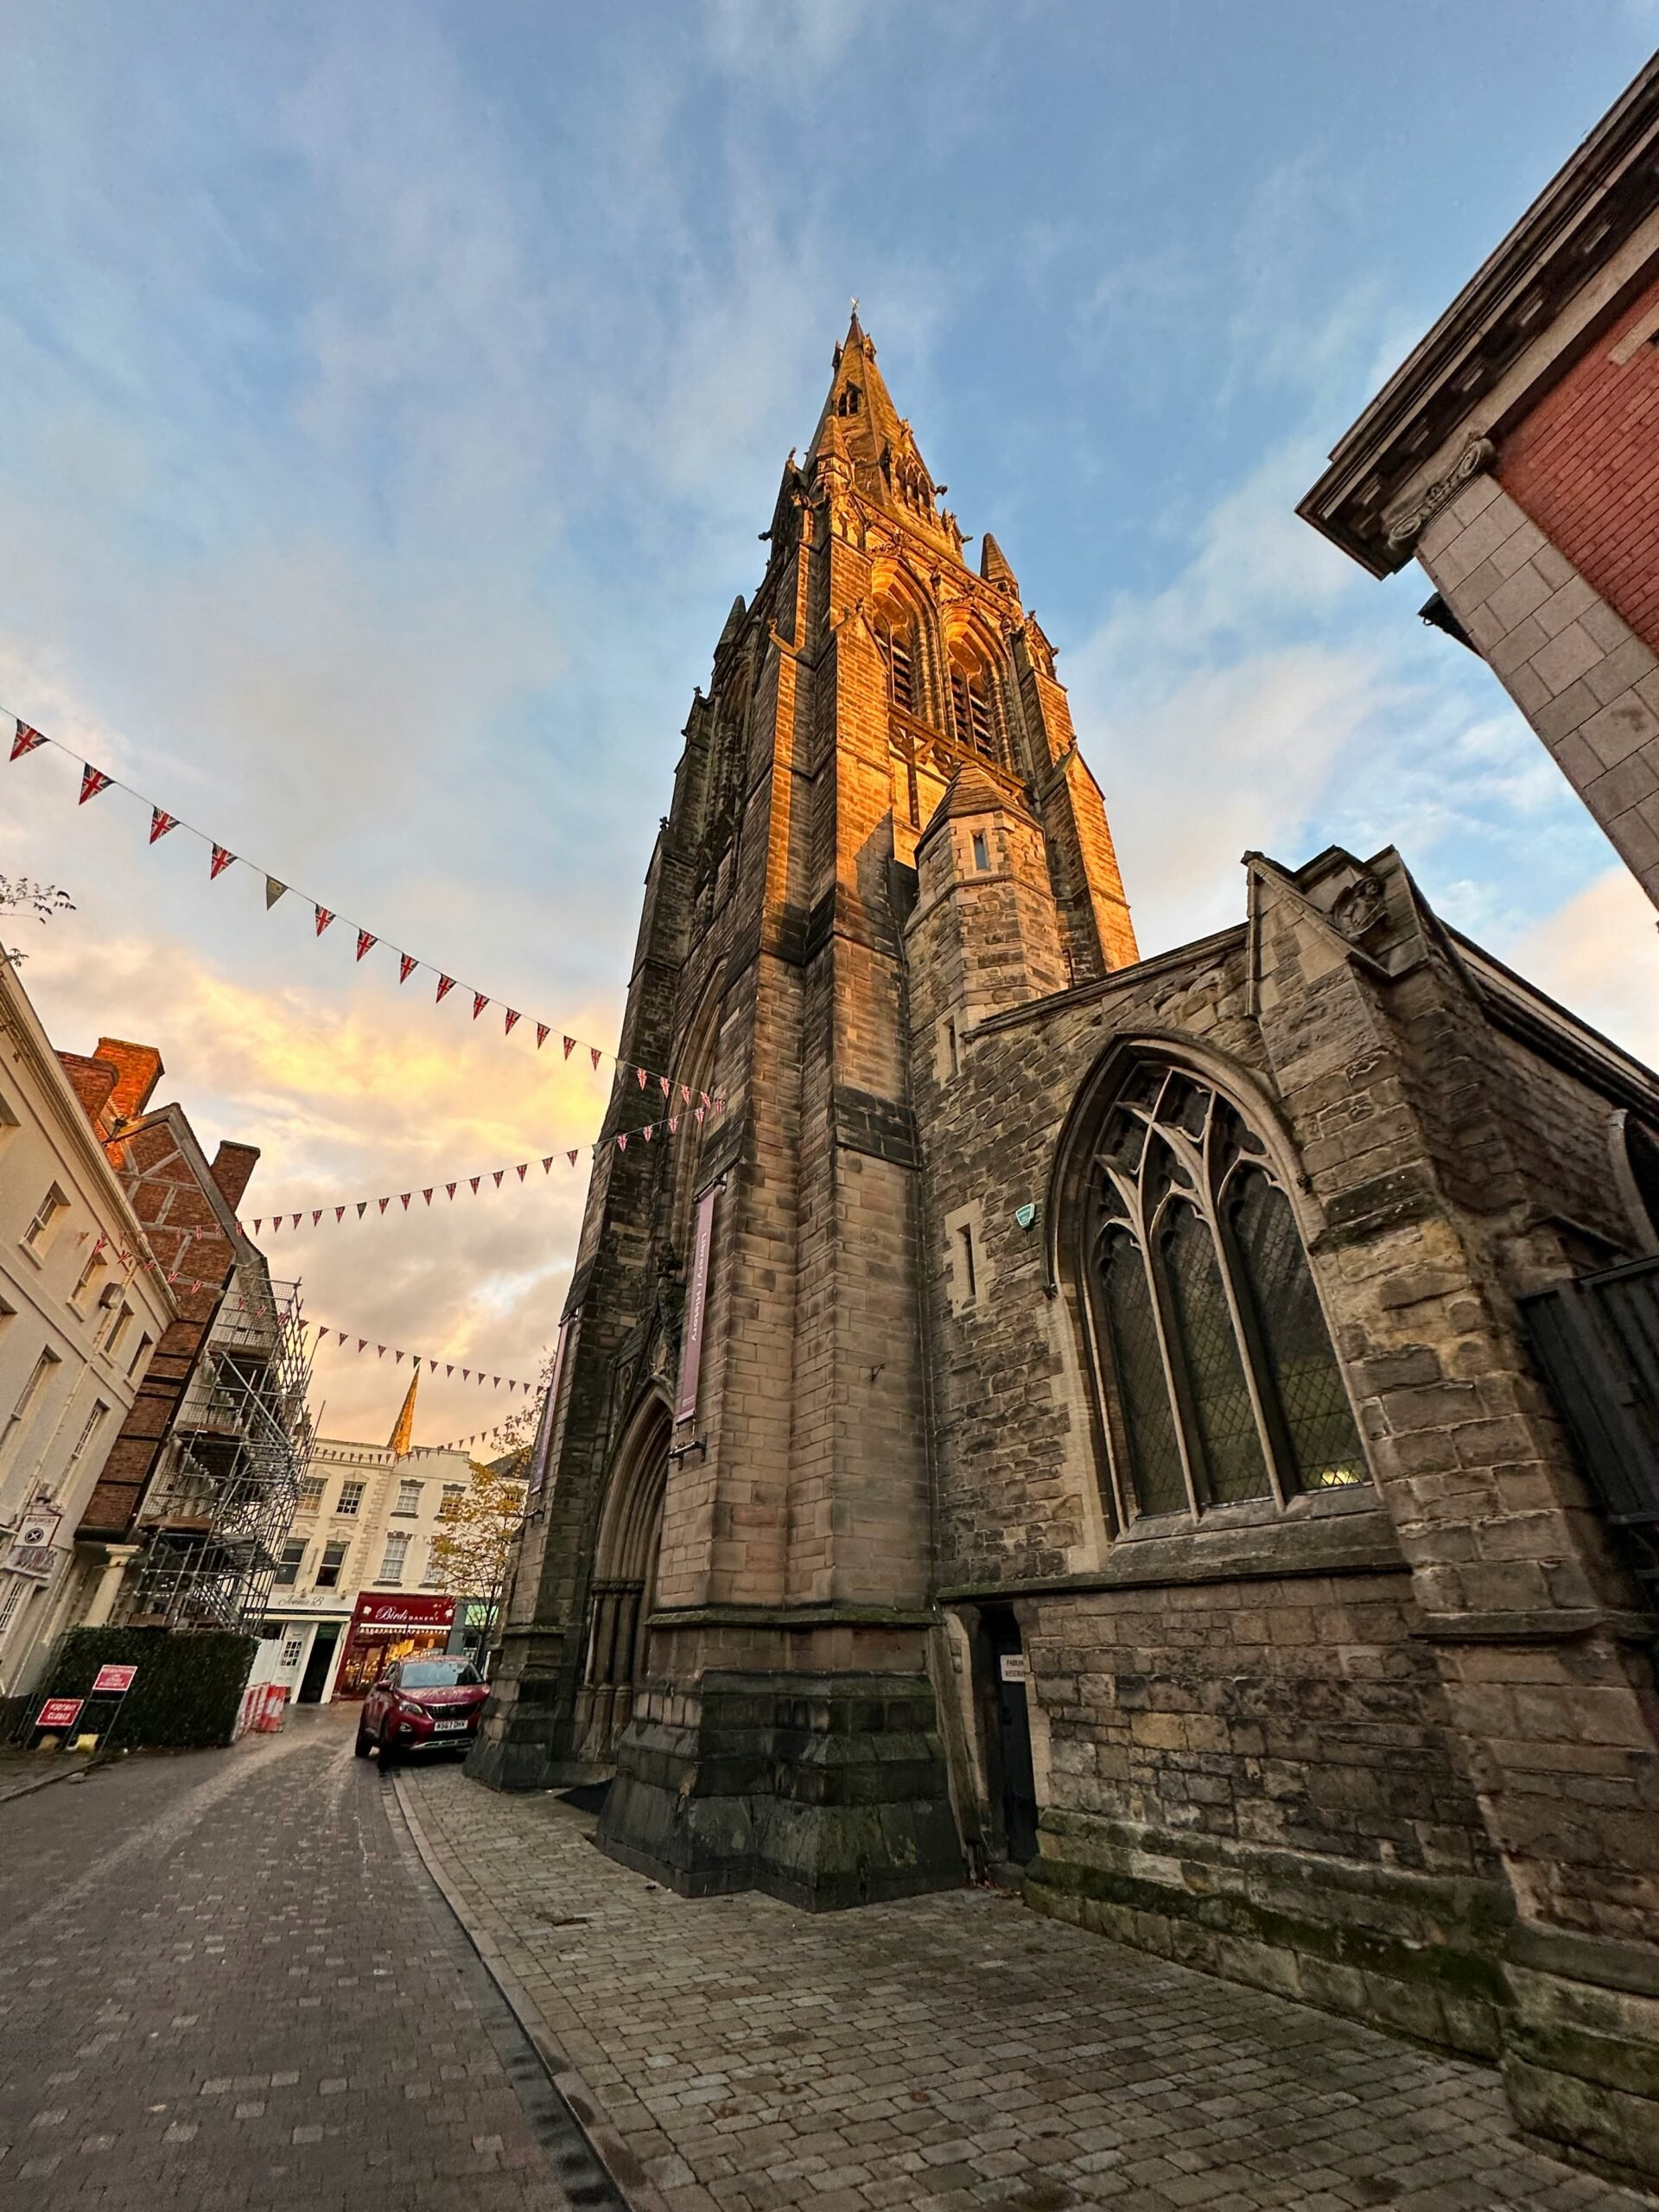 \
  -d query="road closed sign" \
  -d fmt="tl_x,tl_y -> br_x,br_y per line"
91,1664 -> 138,1694
36,1697 -> 84,1731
